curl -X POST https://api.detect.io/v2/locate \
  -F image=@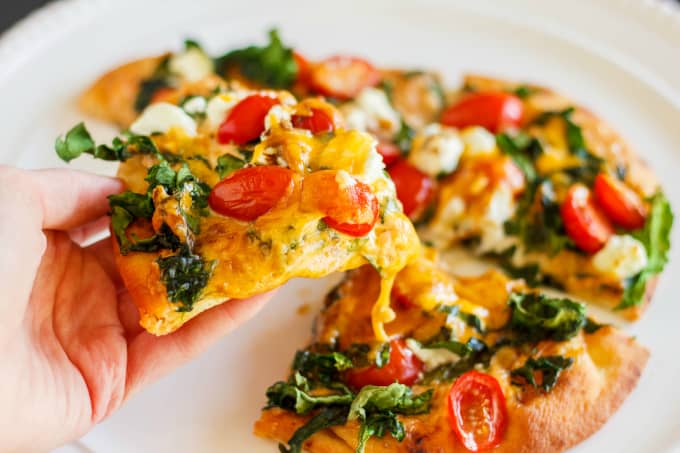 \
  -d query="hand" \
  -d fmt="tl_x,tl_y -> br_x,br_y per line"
0,166 -> 273,452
